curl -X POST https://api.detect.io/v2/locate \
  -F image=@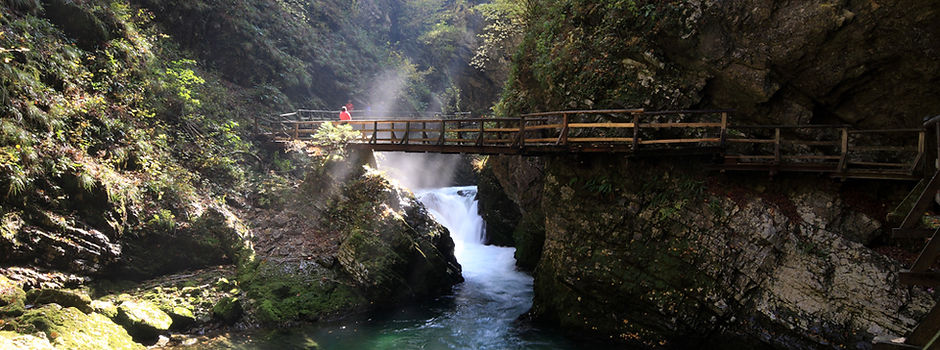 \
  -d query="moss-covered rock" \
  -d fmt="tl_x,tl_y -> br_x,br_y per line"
91,300 -> 118,319
0,330 -> 54,350
18,304 -> 143,349
114,300 -> 172,342
210,296 -> 242,324
0,275 -> 26,317
240,260 -> 367,324
25,289 -> 93,314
